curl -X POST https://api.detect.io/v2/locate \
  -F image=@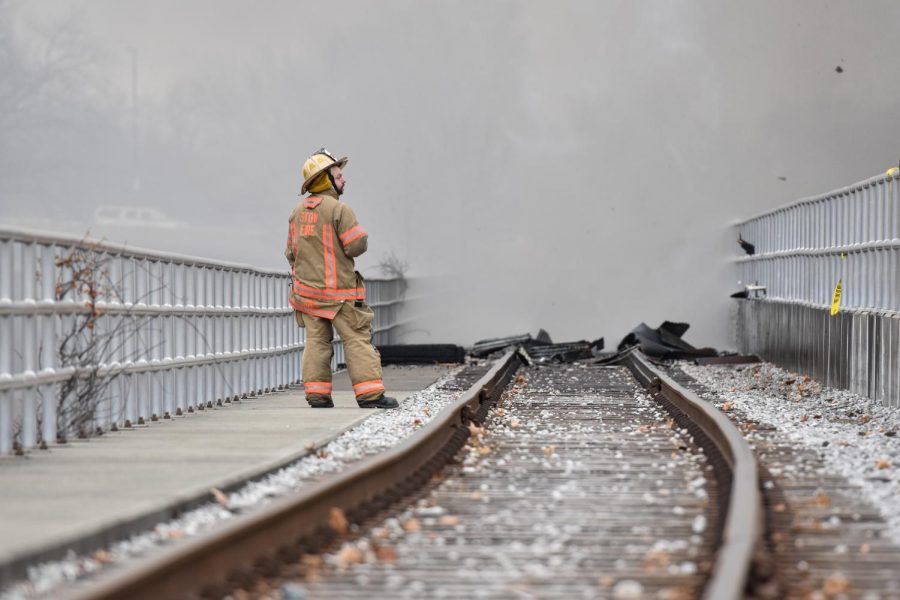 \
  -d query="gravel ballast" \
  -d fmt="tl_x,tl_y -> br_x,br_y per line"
681,361 -> 900,546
